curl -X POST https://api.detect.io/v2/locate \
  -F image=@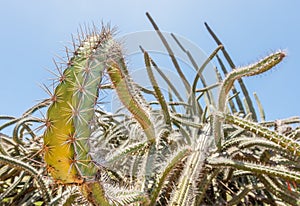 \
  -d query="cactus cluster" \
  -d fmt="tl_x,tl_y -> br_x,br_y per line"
0,13 -> 300,205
